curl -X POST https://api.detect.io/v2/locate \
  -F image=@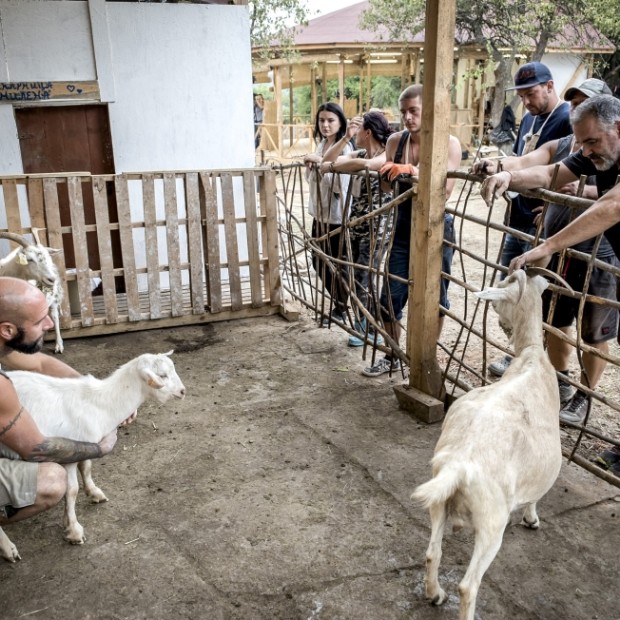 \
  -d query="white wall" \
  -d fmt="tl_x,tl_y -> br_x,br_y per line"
0,0 -> 255,174
105,3 -> 255,172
